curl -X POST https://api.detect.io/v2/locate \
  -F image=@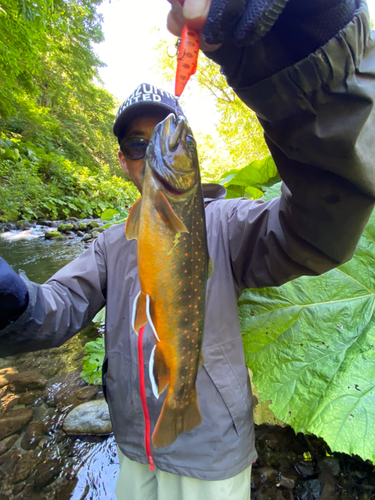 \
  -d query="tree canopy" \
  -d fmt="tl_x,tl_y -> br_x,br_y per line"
0,0 -> 136,221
